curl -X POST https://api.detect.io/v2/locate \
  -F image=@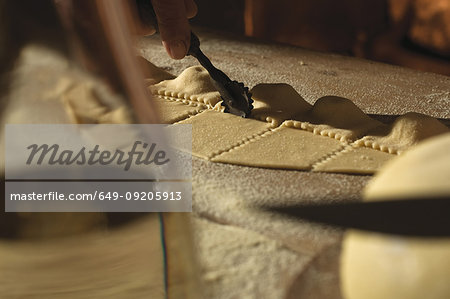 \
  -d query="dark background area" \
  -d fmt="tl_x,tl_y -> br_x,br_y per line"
192,0 -> 450,76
